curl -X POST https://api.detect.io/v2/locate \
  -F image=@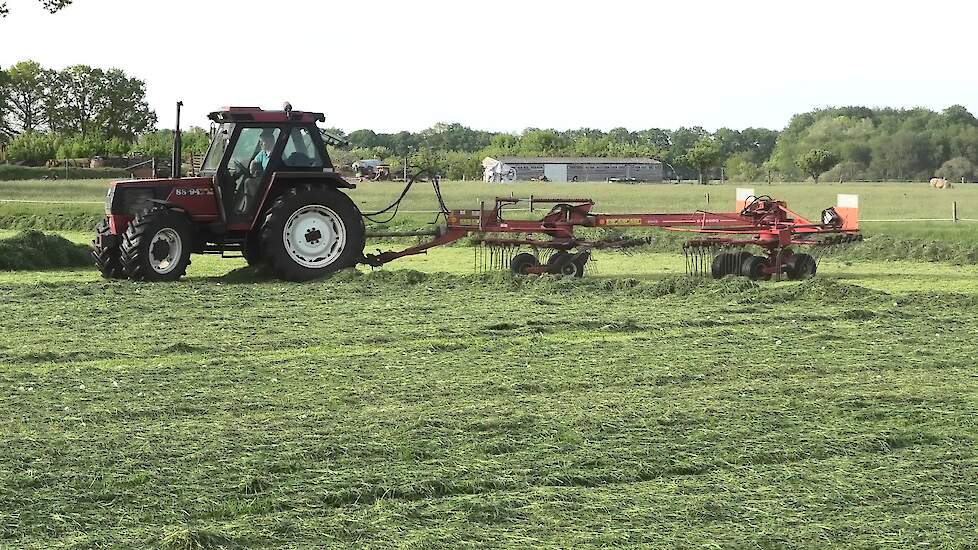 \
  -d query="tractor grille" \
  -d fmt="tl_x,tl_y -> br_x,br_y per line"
115,189 -> 155,215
